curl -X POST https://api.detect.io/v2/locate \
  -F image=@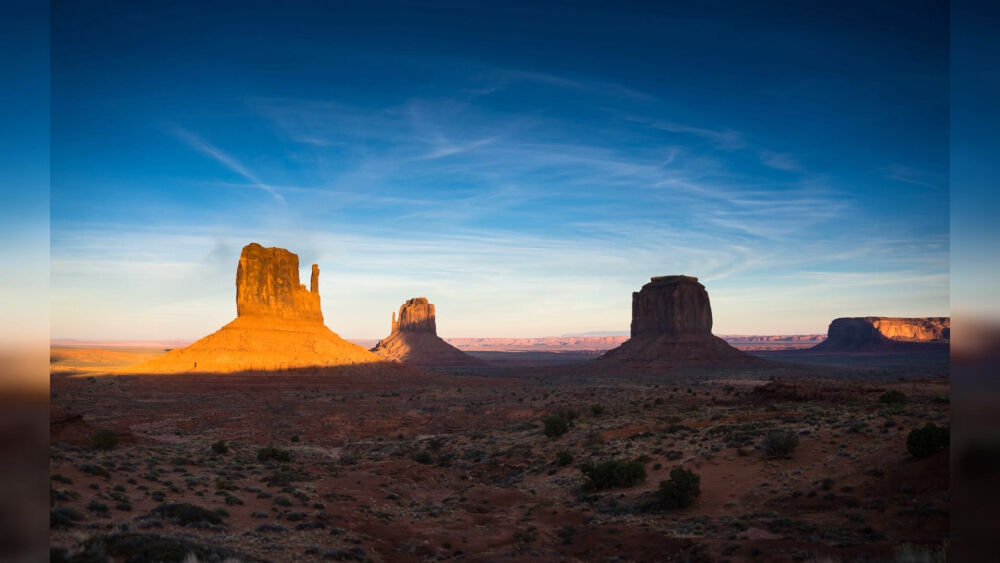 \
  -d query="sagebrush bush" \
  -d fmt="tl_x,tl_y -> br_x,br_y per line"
761,429 -> 799,458
657,467 -> 701,509
92,429 -> 119,451
543,413 -> 571,438
256,446 -> 291,463
211,440 -> 228,454
555,451 -> 574,466
878,390 -> 908,405
906,423 -> 950,459
580,459 -> 646,490
151,503 -> 223,526
590,404 -> 605,416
